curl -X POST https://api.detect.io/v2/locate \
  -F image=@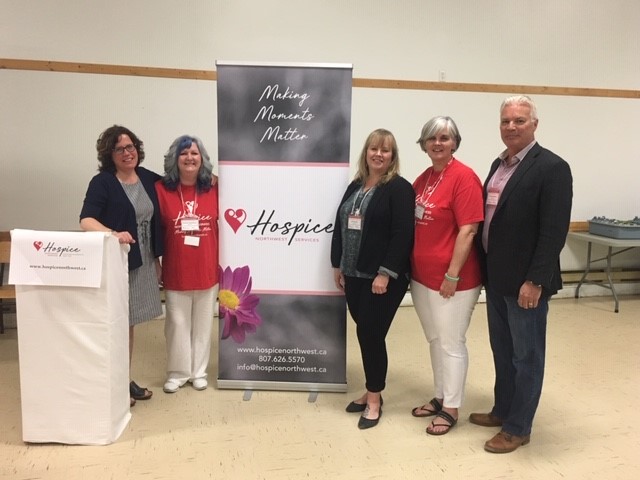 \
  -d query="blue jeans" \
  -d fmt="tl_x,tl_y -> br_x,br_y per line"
485,285 -> 549,437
